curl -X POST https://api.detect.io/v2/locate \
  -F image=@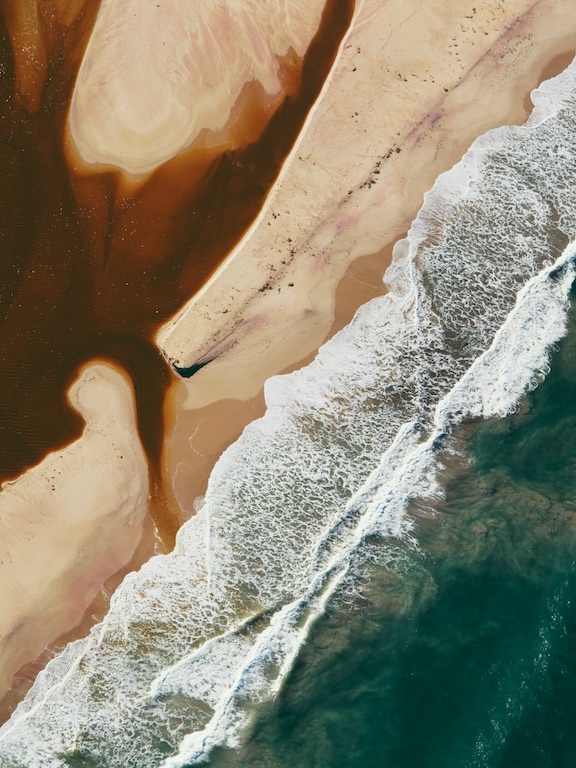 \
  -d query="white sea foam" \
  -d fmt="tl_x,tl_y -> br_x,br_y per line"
2,58 -> 576,768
